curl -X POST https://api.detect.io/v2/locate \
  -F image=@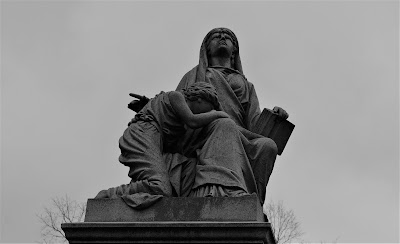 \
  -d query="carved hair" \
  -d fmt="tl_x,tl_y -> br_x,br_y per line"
182,82 -> 220,110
